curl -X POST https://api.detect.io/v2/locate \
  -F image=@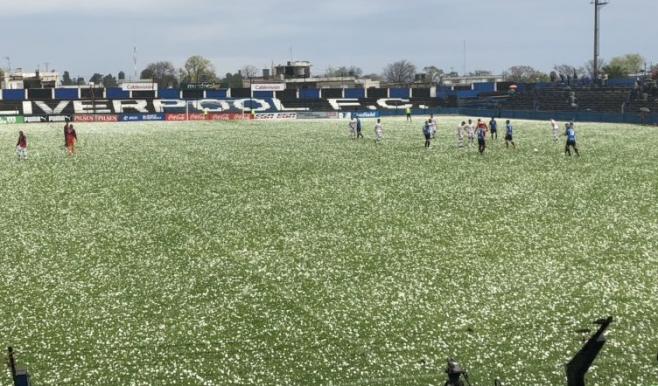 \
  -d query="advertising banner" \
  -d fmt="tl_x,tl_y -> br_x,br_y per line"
165,113 -> 188,121
251,83 -> 286,92
255,112 -> 298,120
352,111 -> 381,119
24,116 -> 47,123
208,113 -> 254,121
47,115 -> 72,123
0,116 -> 25,124
295,112 -> 339,120
119,113 -> 166,122
74,114 -> 119,122
121,82 -> 157,91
